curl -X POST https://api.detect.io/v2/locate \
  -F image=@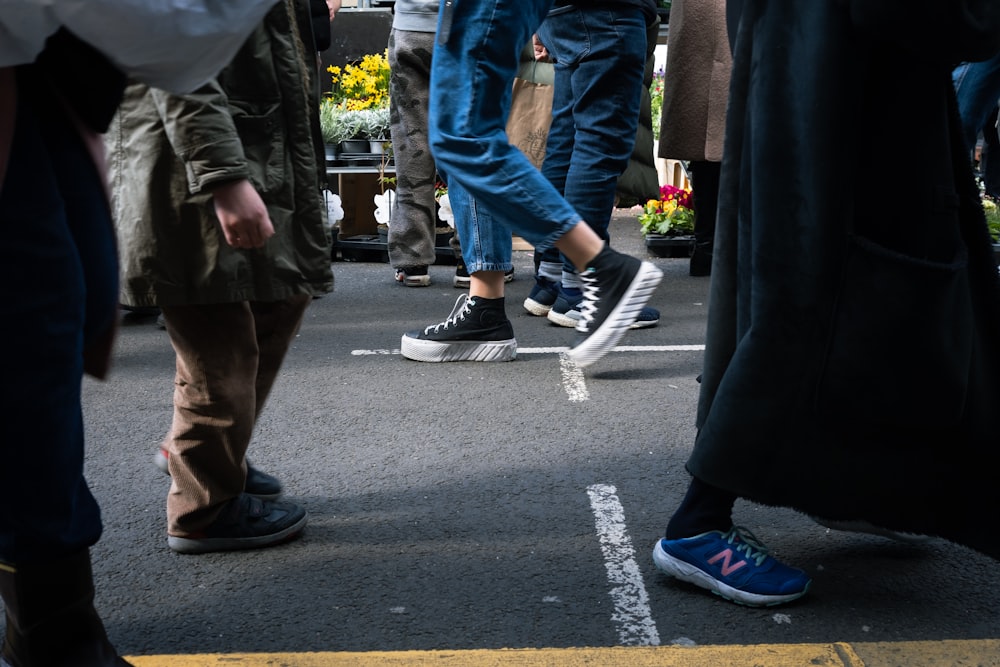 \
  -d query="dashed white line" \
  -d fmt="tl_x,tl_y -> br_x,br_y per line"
559,353 -> 589,402
587,483 -> 660,647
